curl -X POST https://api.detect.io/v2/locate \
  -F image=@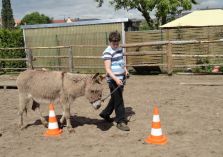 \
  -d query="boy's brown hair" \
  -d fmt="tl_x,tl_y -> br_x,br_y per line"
109,31 -> 121,42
